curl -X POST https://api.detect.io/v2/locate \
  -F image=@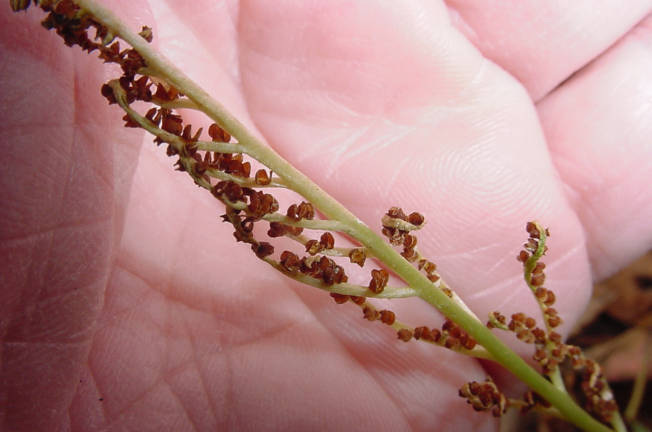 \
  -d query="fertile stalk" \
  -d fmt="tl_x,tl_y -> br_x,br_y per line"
10,1 -> 628,431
